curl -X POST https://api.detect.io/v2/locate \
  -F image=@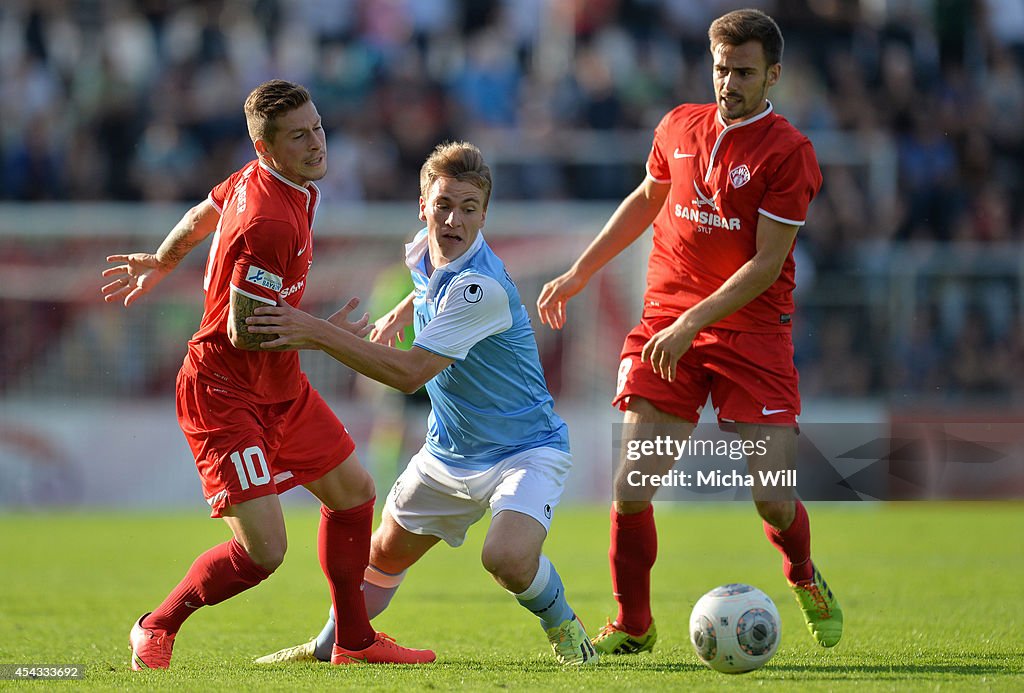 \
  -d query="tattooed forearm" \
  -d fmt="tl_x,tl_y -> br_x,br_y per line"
229,292 -> 287,350
156,229 -> 203,267
155,202 -> 219,269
